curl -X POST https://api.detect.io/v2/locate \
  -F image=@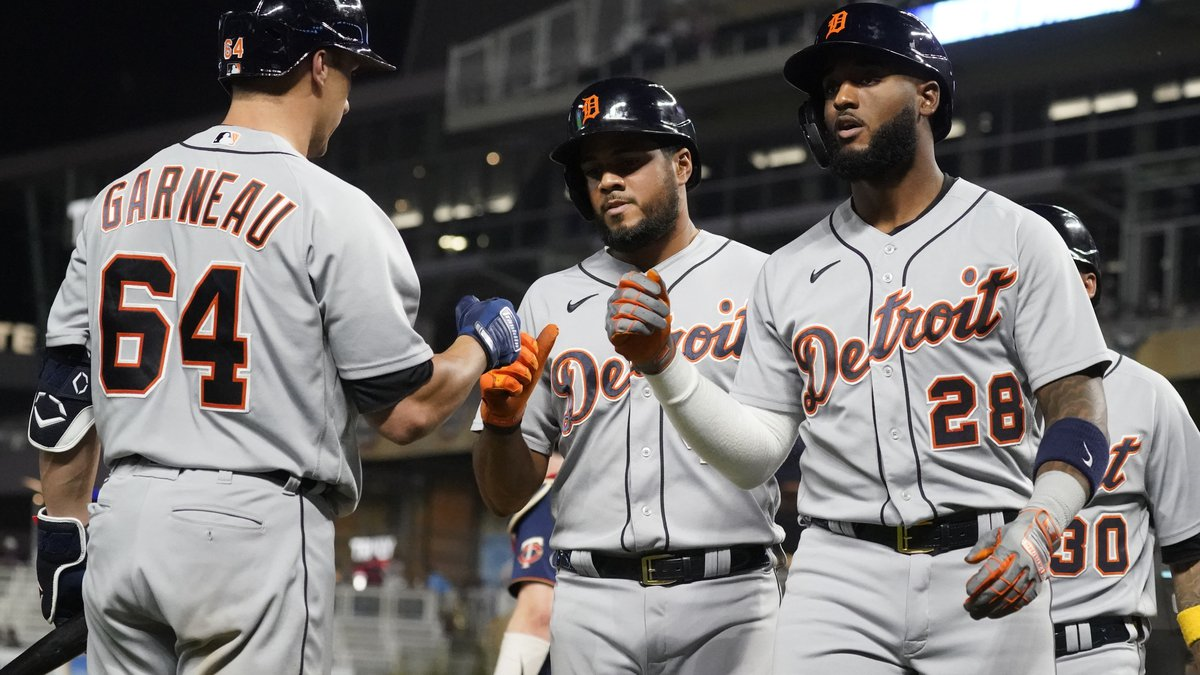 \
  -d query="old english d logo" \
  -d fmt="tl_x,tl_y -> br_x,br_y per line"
826,10 -> 848,38
580,94 -> 601,126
